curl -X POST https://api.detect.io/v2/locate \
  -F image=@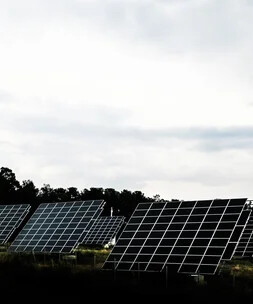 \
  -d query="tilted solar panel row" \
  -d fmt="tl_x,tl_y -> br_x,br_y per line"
8,200 -> 105,253
234,208 -> 253,257
2,198 -> 253,273
103,198 -> 250,275
0,204 -> 30,244
81,216 -> 125,246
